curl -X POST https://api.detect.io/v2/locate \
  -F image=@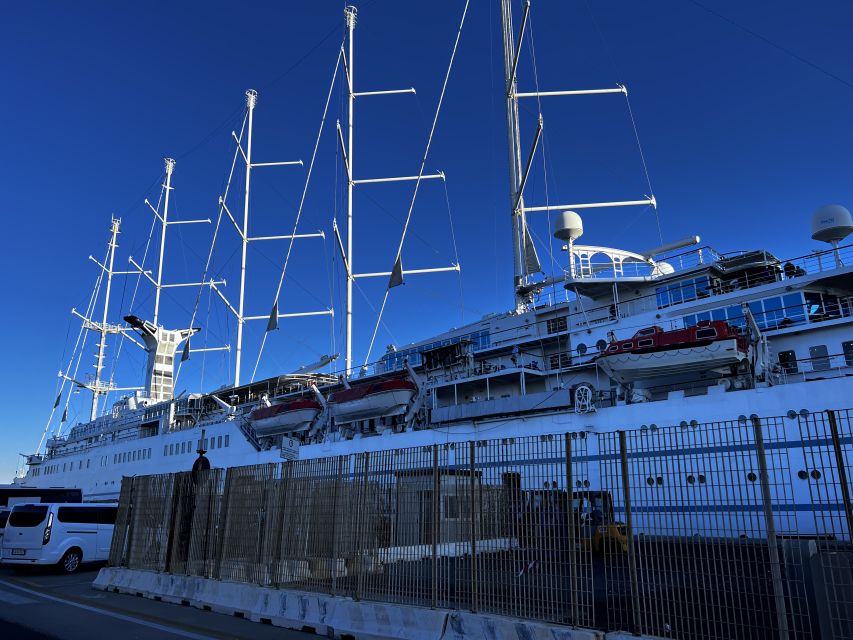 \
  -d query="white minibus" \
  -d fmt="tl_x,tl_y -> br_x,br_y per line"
1,503 -> 118,573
